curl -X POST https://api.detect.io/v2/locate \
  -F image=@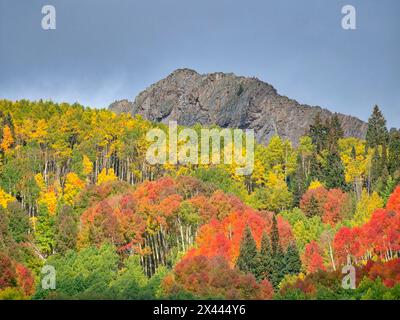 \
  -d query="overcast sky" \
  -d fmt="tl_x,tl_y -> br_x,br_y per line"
0,0 -> 399,128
